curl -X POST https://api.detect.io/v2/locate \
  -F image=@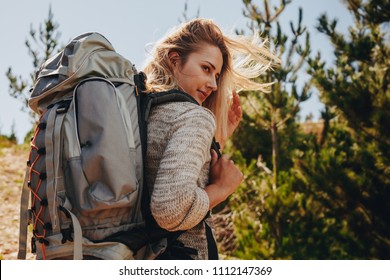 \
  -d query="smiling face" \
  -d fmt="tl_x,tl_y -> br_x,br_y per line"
171,44 -> 223,105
